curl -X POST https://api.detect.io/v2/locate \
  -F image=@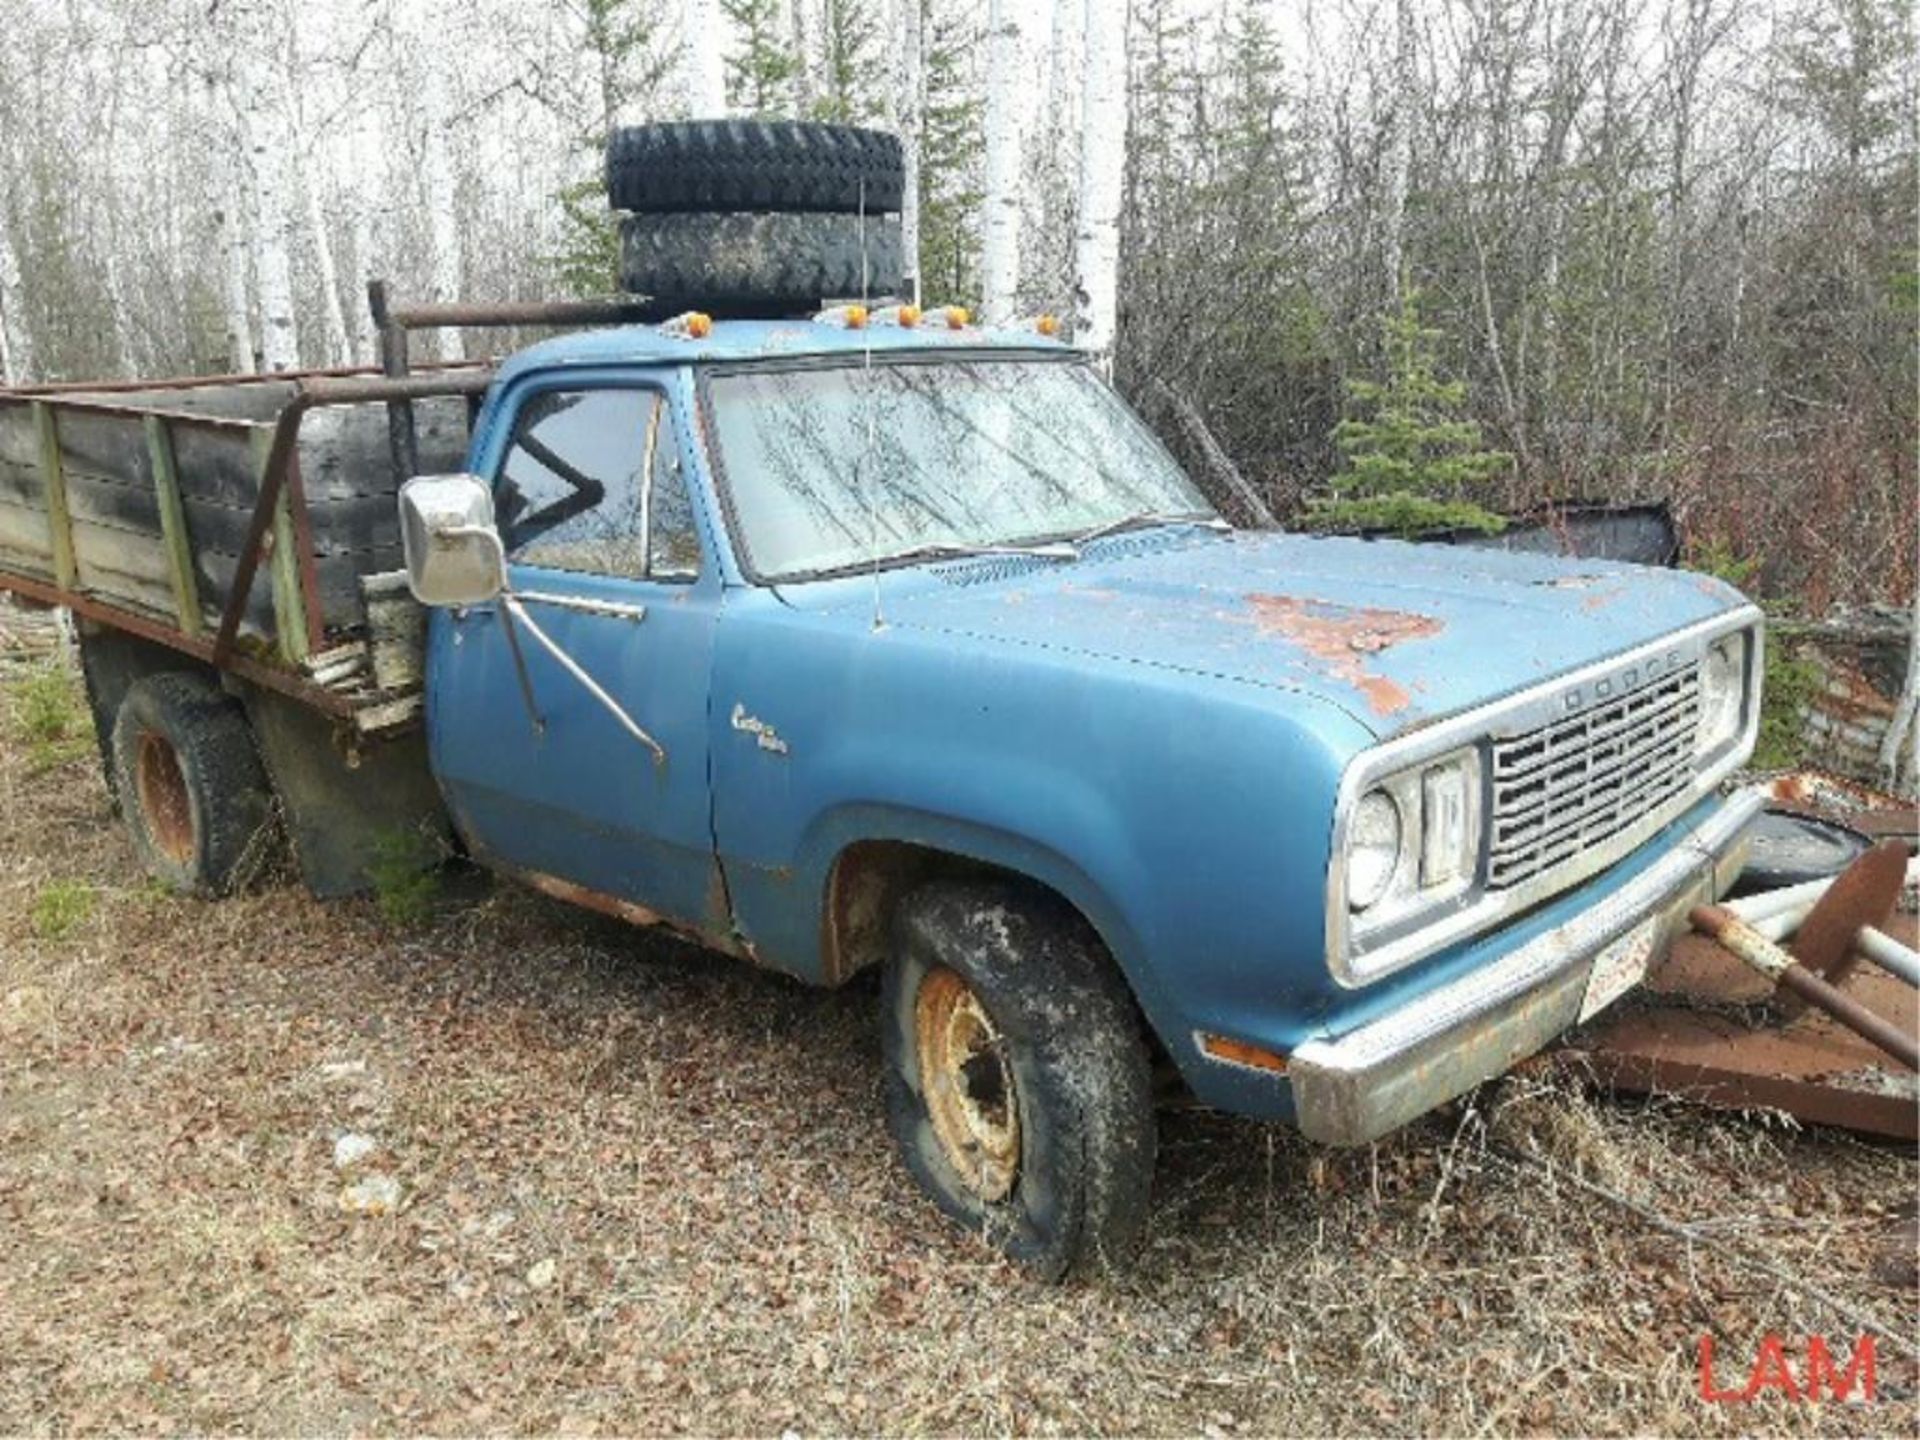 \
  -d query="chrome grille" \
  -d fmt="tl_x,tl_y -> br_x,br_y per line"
1487,664 -> 1700,889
